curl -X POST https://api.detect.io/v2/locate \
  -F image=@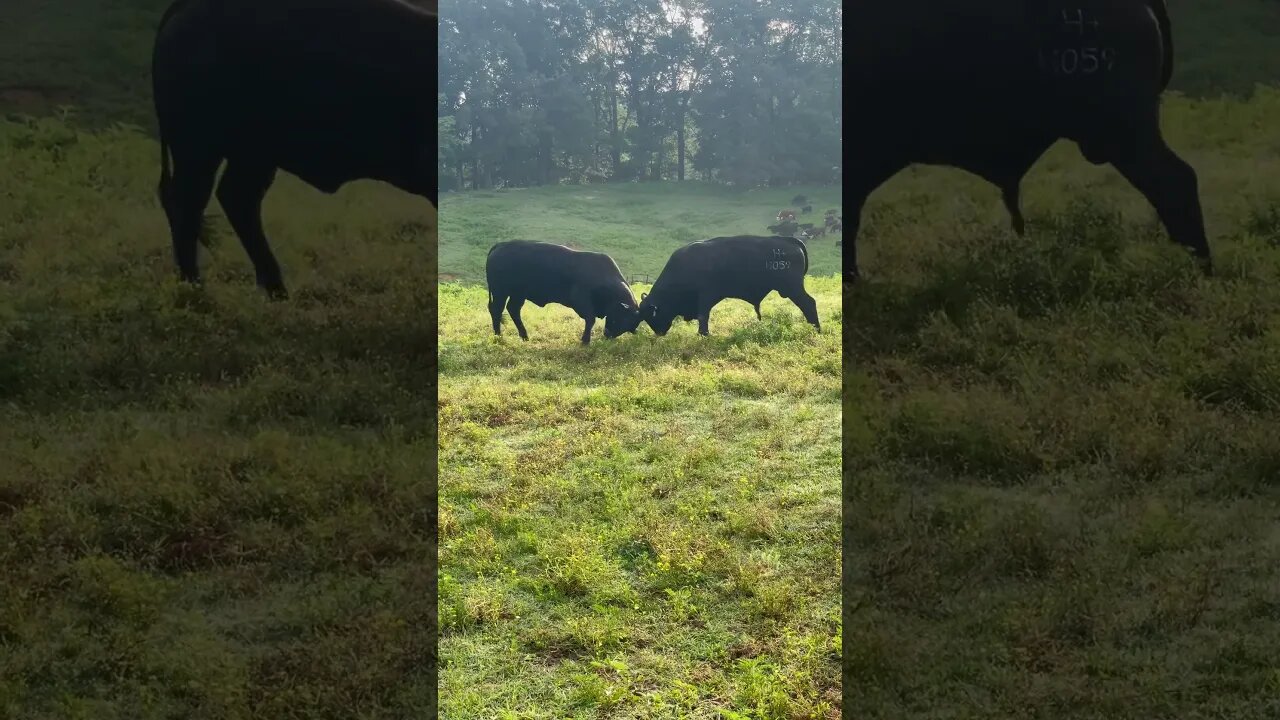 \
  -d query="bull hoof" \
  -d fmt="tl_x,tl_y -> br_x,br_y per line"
264,286 -> 289,301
